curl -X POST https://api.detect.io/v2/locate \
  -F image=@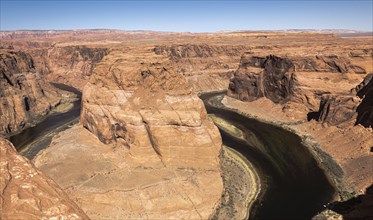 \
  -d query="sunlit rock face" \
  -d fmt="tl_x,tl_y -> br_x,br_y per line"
153,44 -> 251,92
0,138 -> 88,219
30,46 -> 109,89
73,48 -> 223,218
81,49 -> 222,170
227,52 -> 373,128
